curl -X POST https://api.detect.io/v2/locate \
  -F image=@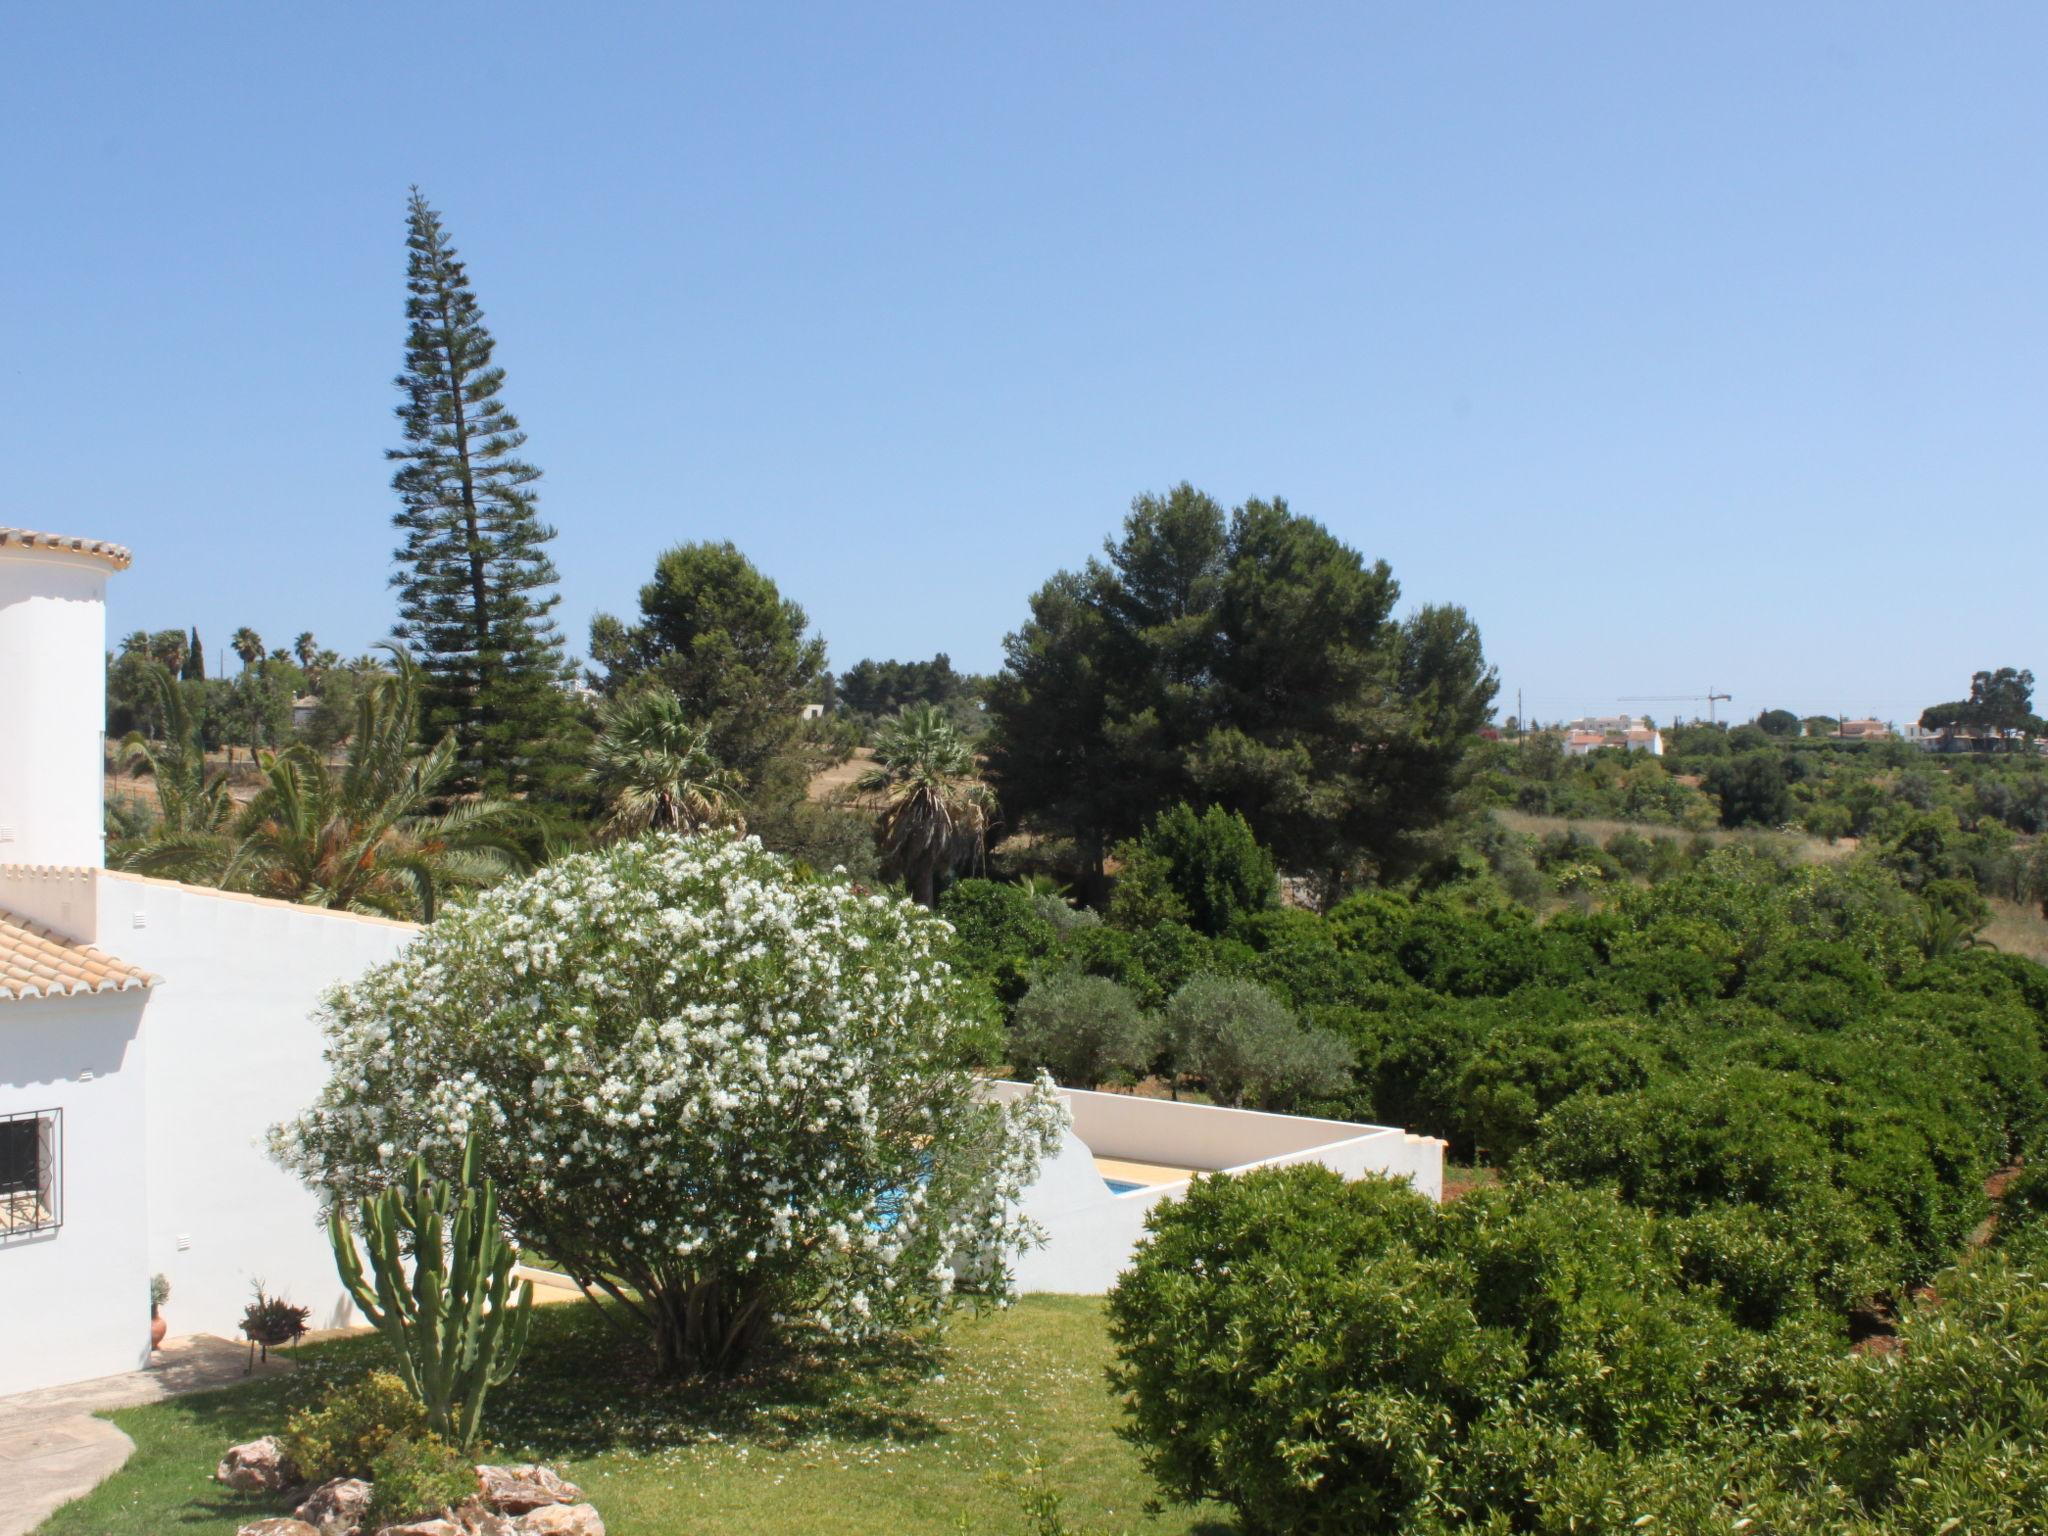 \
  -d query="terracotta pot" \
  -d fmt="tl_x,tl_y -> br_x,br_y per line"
150,1312 -> 167,1349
